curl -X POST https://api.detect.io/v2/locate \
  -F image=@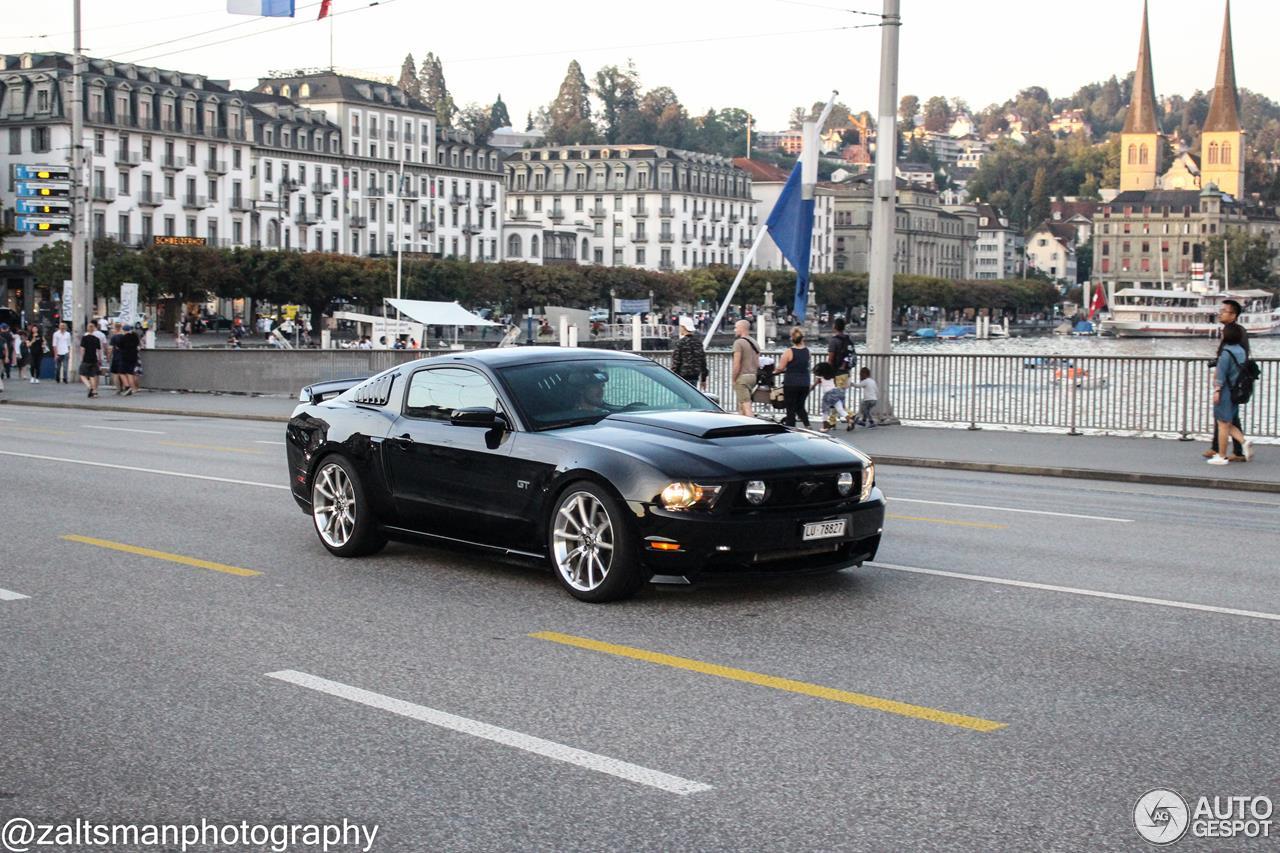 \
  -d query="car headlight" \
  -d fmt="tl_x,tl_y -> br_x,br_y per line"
860,461 -> 875,502
659,482 -> 723,511
836,472 -> 854,496
744,480 -> 768,505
